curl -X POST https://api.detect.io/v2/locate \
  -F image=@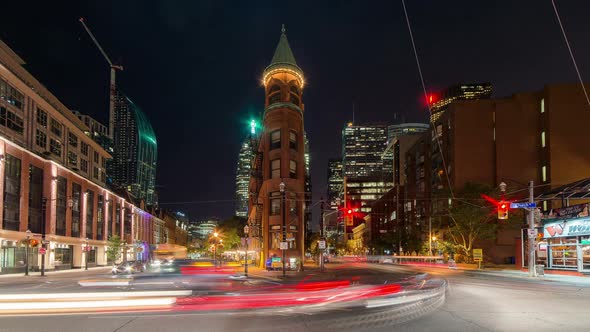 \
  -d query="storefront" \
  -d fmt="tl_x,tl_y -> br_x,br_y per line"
537,217 -> 590,272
